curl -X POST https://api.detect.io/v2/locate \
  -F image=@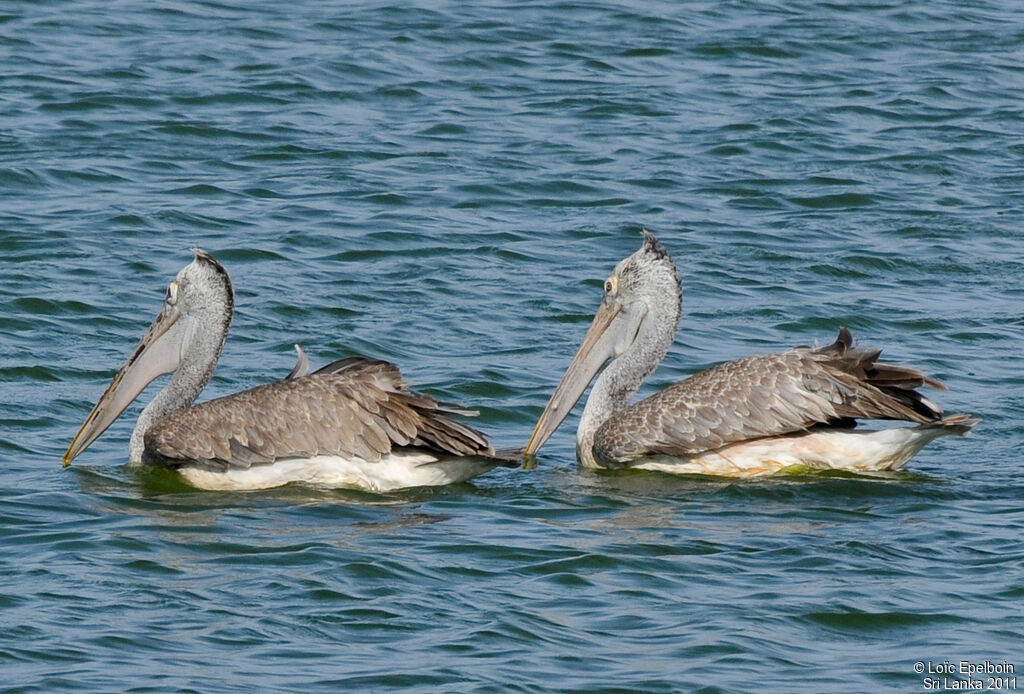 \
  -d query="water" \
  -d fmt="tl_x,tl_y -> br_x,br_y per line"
3,1 -> 1023,691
